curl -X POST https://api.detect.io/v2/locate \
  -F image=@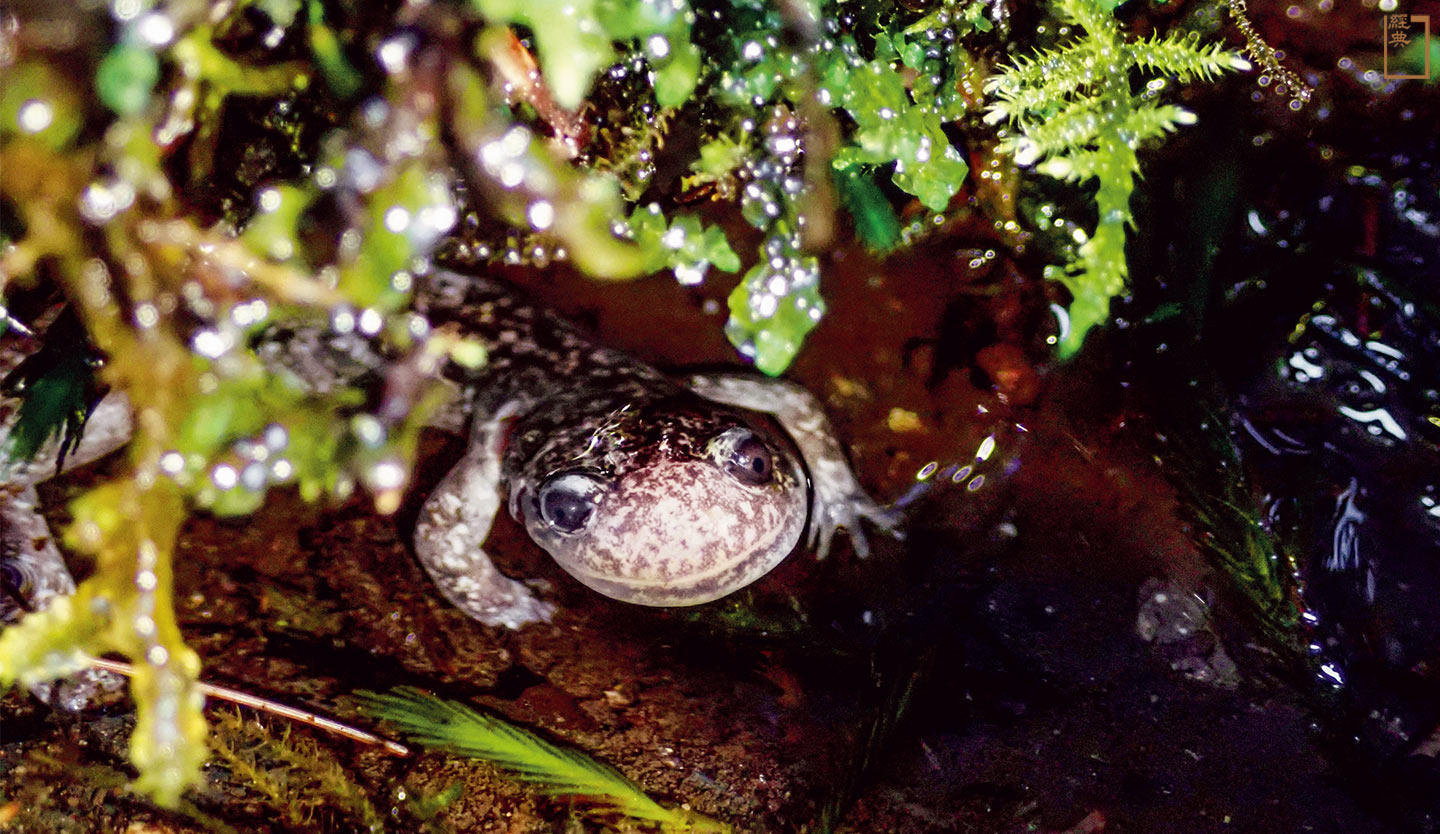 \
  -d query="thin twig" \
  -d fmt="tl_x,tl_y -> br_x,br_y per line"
89,657 -> 411,757
482,26 -> 591,158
